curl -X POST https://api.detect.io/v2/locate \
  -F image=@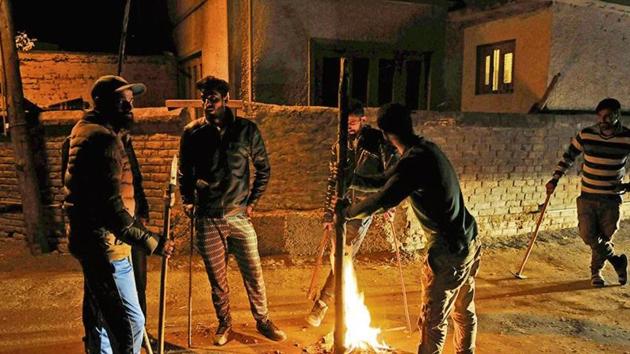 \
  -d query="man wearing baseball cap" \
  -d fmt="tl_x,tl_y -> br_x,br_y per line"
64,75 -> 173,353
